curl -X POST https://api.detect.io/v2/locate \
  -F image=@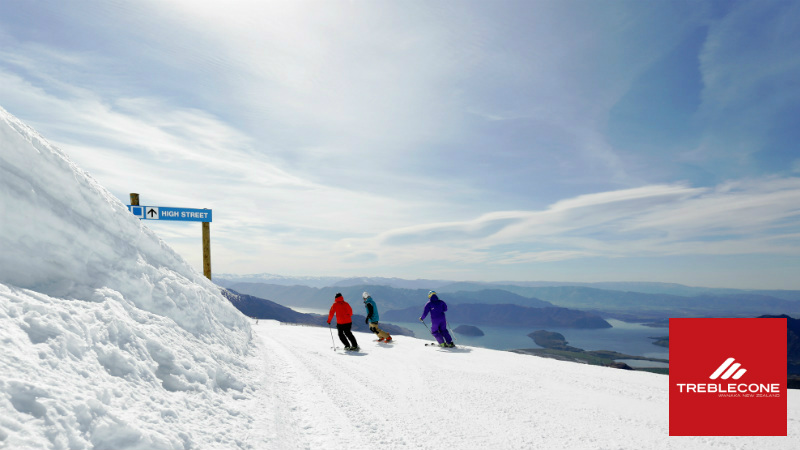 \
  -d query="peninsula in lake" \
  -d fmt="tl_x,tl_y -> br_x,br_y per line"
454,325 -> 484,336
